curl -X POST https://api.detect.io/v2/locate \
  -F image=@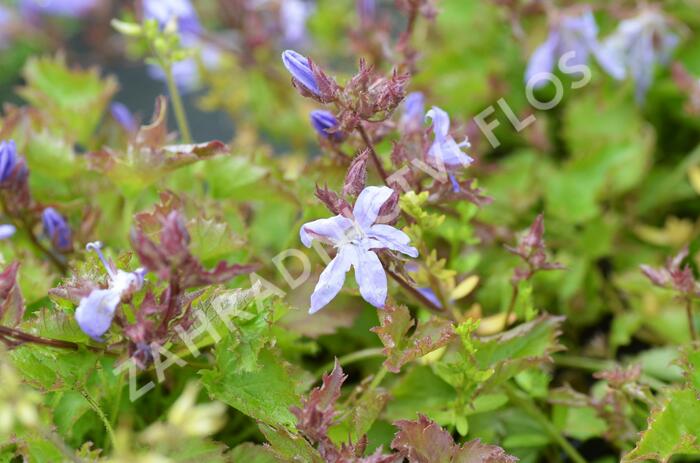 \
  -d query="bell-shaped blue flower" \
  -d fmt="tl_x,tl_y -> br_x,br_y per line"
42,207 -> 72,252
0,140 -> 18,184
310,110 -> 343,141
282,49 -> 320,96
